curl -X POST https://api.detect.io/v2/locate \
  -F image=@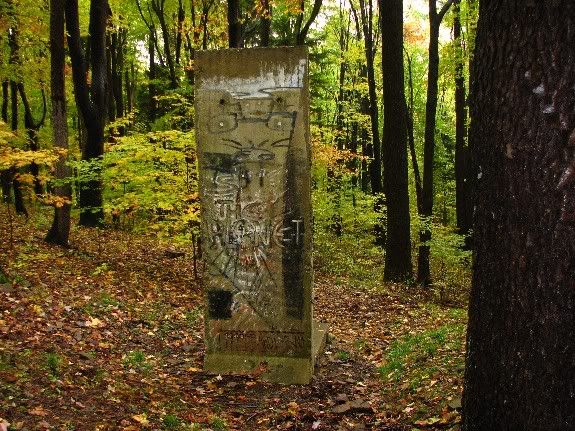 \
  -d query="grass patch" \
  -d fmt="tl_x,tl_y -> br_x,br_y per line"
379,322 -> 466,386
123,350 -> 153,372
45,352 -> 62,379
185,307 -> 202,327
162,414 -> 181,429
